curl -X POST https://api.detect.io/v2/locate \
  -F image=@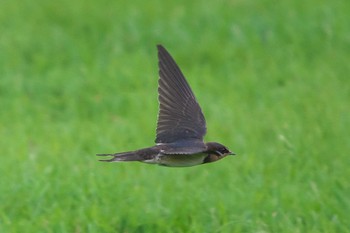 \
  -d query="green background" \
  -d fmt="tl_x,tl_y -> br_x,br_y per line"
1,0 -> 349,232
